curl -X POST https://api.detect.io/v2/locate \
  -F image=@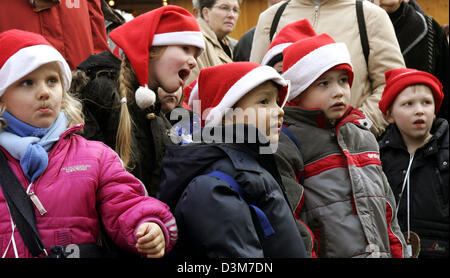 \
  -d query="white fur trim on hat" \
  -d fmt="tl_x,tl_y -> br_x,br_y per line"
153,31 -> 206,54
187,81 -> 199,108
135,85 -> 156,109
261,42 -> 292,66
0,45 -> 71,97
205,66 -> 288,127
283,42 -> 352,101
